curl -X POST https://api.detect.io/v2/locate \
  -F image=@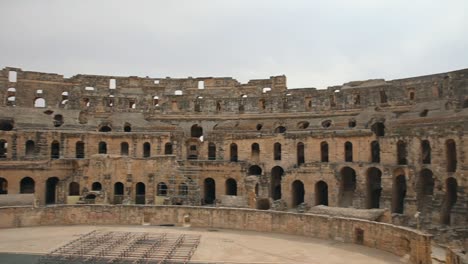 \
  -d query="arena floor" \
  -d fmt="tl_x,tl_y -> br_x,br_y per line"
0,225 -> 405,263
